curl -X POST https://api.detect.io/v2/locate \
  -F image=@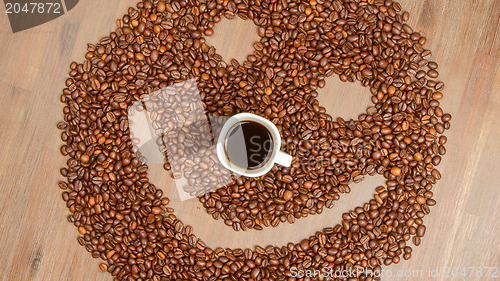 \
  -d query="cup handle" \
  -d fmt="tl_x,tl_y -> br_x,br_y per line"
275,151 -> 293,167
